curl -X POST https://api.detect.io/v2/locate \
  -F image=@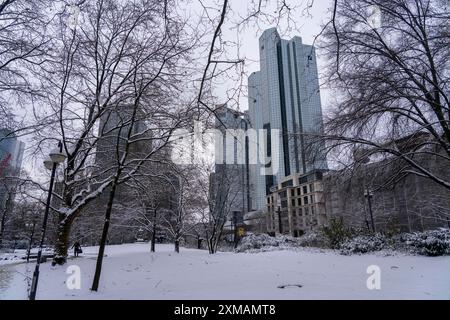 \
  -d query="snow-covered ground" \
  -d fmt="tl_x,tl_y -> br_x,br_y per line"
1,243 -> 449,299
